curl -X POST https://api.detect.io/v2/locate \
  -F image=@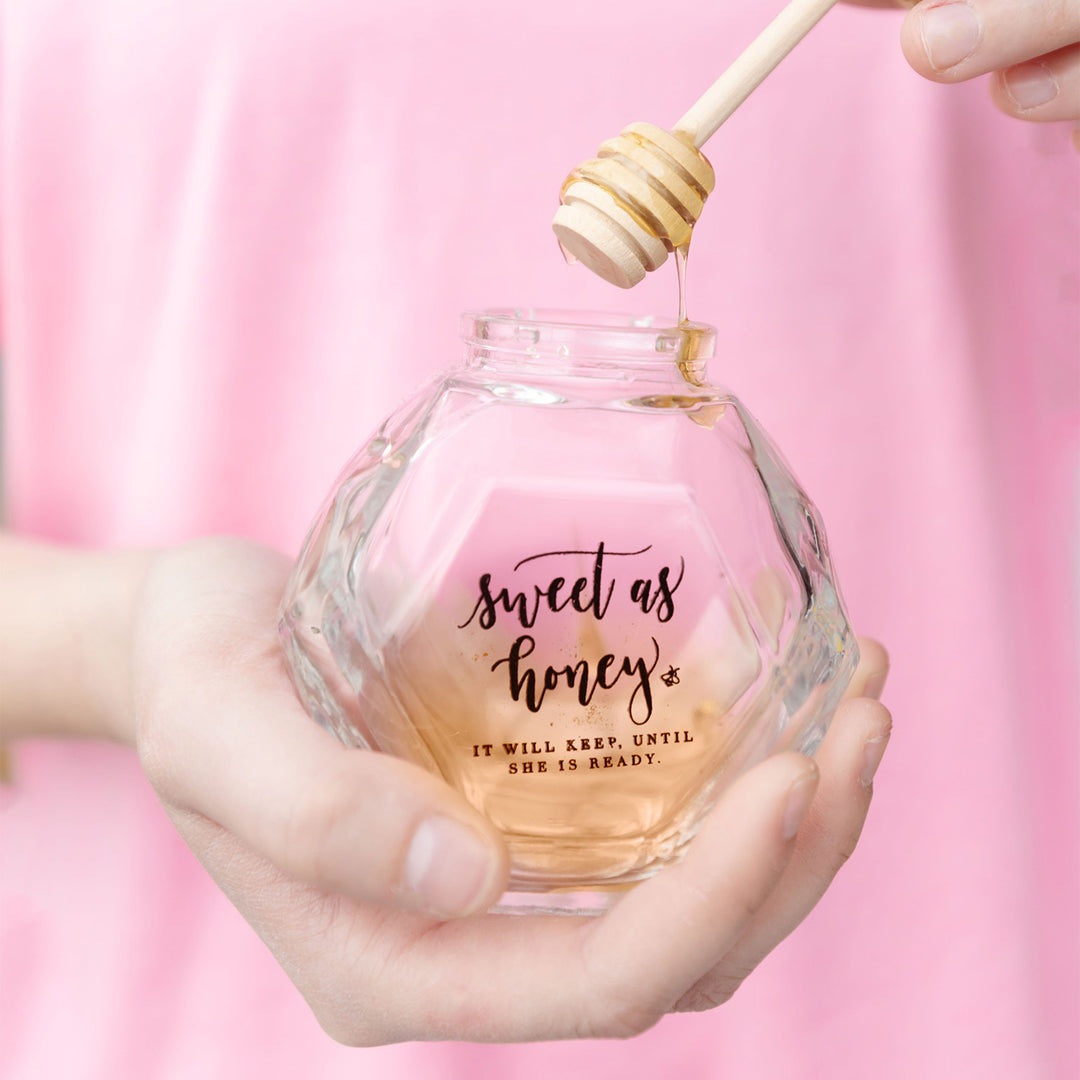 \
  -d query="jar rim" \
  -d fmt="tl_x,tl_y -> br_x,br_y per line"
461,308 -> 716,367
